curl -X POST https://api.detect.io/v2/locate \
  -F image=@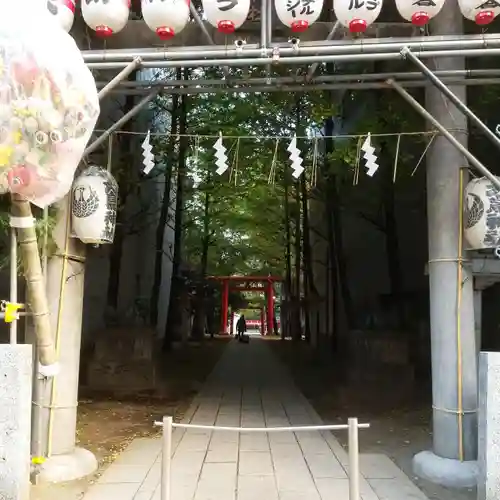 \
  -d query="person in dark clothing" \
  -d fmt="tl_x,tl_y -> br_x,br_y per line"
236,314 -> 247,339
